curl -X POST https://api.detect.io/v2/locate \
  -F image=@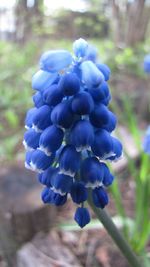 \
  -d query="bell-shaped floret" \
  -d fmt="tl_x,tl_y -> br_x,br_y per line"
85,45 -> 97,62
23,129 -> 41,150
41,187 -> 53,203
59,145 -> 80,176
106,137 -> 123,161
89,103 -> 110,128
70,182 -> 88,204
25,107 -> 37,129
80,157 -> 104,188
41,187 -> 67,205
103,111 -> 117,132
51,101 -> 74,129
91,129 -> 113,159
51,191 -> 67,206
32,105 -> 52,132
143,55 -> 150,73
73,38 -> 88,58
80,61 -> 104,88
32,70 -> 58,91
38,166 -> 58,187
143,126 -> 150,154
42,84 -> 63,106
39,125 -> 64,156
40,50 -> 72,72
97,63 -> 111,81
59,73 -> 80,96
30,149 -> 55,172
101,163 -> 114,186
51,173 -> 73,194
92,186 -> 109,208
74,207 -> 90,228
71,91 -> 94,115
88,81 -> 110,103
25,151 -> 34,170
33,92 -> 45,108
70,119 -> 94,151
